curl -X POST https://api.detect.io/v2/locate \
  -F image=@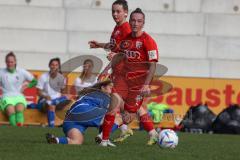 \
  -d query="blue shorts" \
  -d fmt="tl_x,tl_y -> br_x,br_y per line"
62,117 -> 102,135
37,96 -> 68,110
63,122 -> 87,135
